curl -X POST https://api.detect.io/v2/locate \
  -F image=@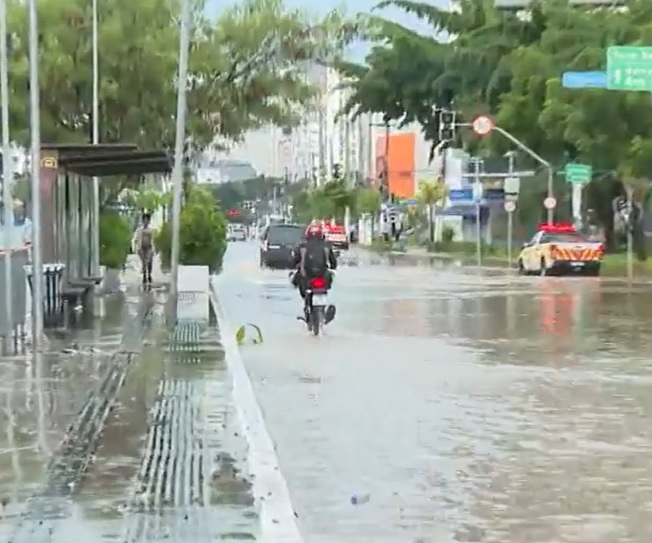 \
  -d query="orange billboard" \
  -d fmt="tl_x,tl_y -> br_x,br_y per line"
375,132 -> 416,199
